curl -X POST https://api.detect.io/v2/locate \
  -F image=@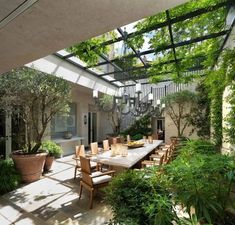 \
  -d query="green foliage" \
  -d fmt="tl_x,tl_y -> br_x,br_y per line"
179,139 -> 216,156
65,0 -> 228,83
0,67 -> 71,153
105,139 -> 235,224
163,90 -> 197,137
205,47 -> 235,148
164,140 -> 235,224
0,159 -> 21,195
188,81 -> 211,138
105,170 -> 178,225
122,115 -> 151,137
222,48 -> 235,144
41,140 -> 63,157
68,35 -> 109,66
131,133 -> 143,141
106,170 -> 151,225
